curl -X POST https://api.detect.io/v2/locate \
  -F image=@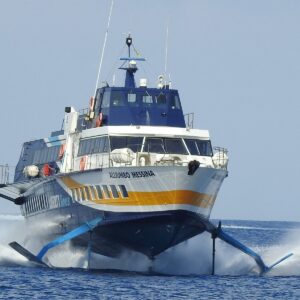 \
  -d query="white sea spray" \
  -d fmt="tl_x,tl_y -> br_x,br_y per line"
0,215 -> 298,276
